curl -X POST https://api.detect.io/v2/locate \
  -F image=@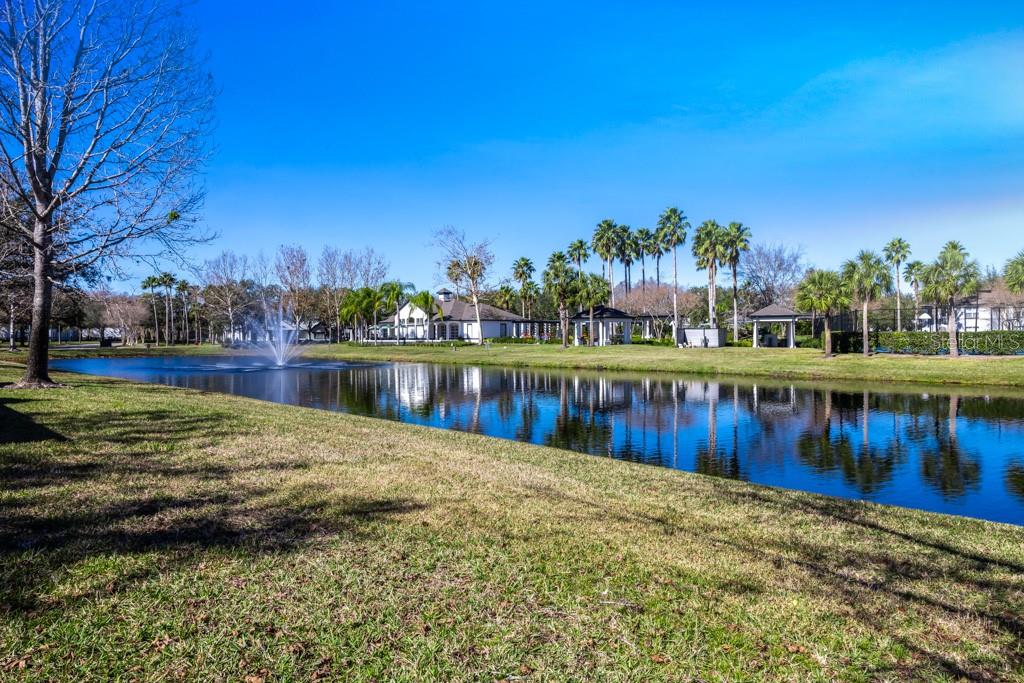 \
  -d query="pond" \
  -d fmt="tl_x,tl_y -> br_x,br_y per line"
51,355 -> 1024,525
